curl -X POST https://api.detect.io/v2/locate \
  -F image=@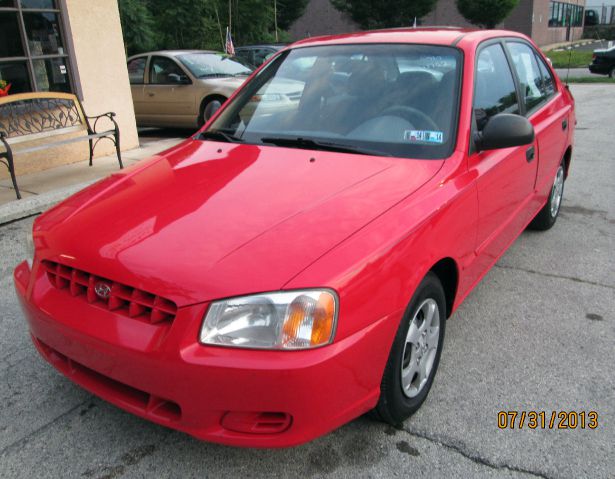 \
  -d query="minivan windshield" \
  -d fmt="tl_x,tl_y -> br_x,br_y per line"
205,44 -> 462,159
178,53 -> 253,78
